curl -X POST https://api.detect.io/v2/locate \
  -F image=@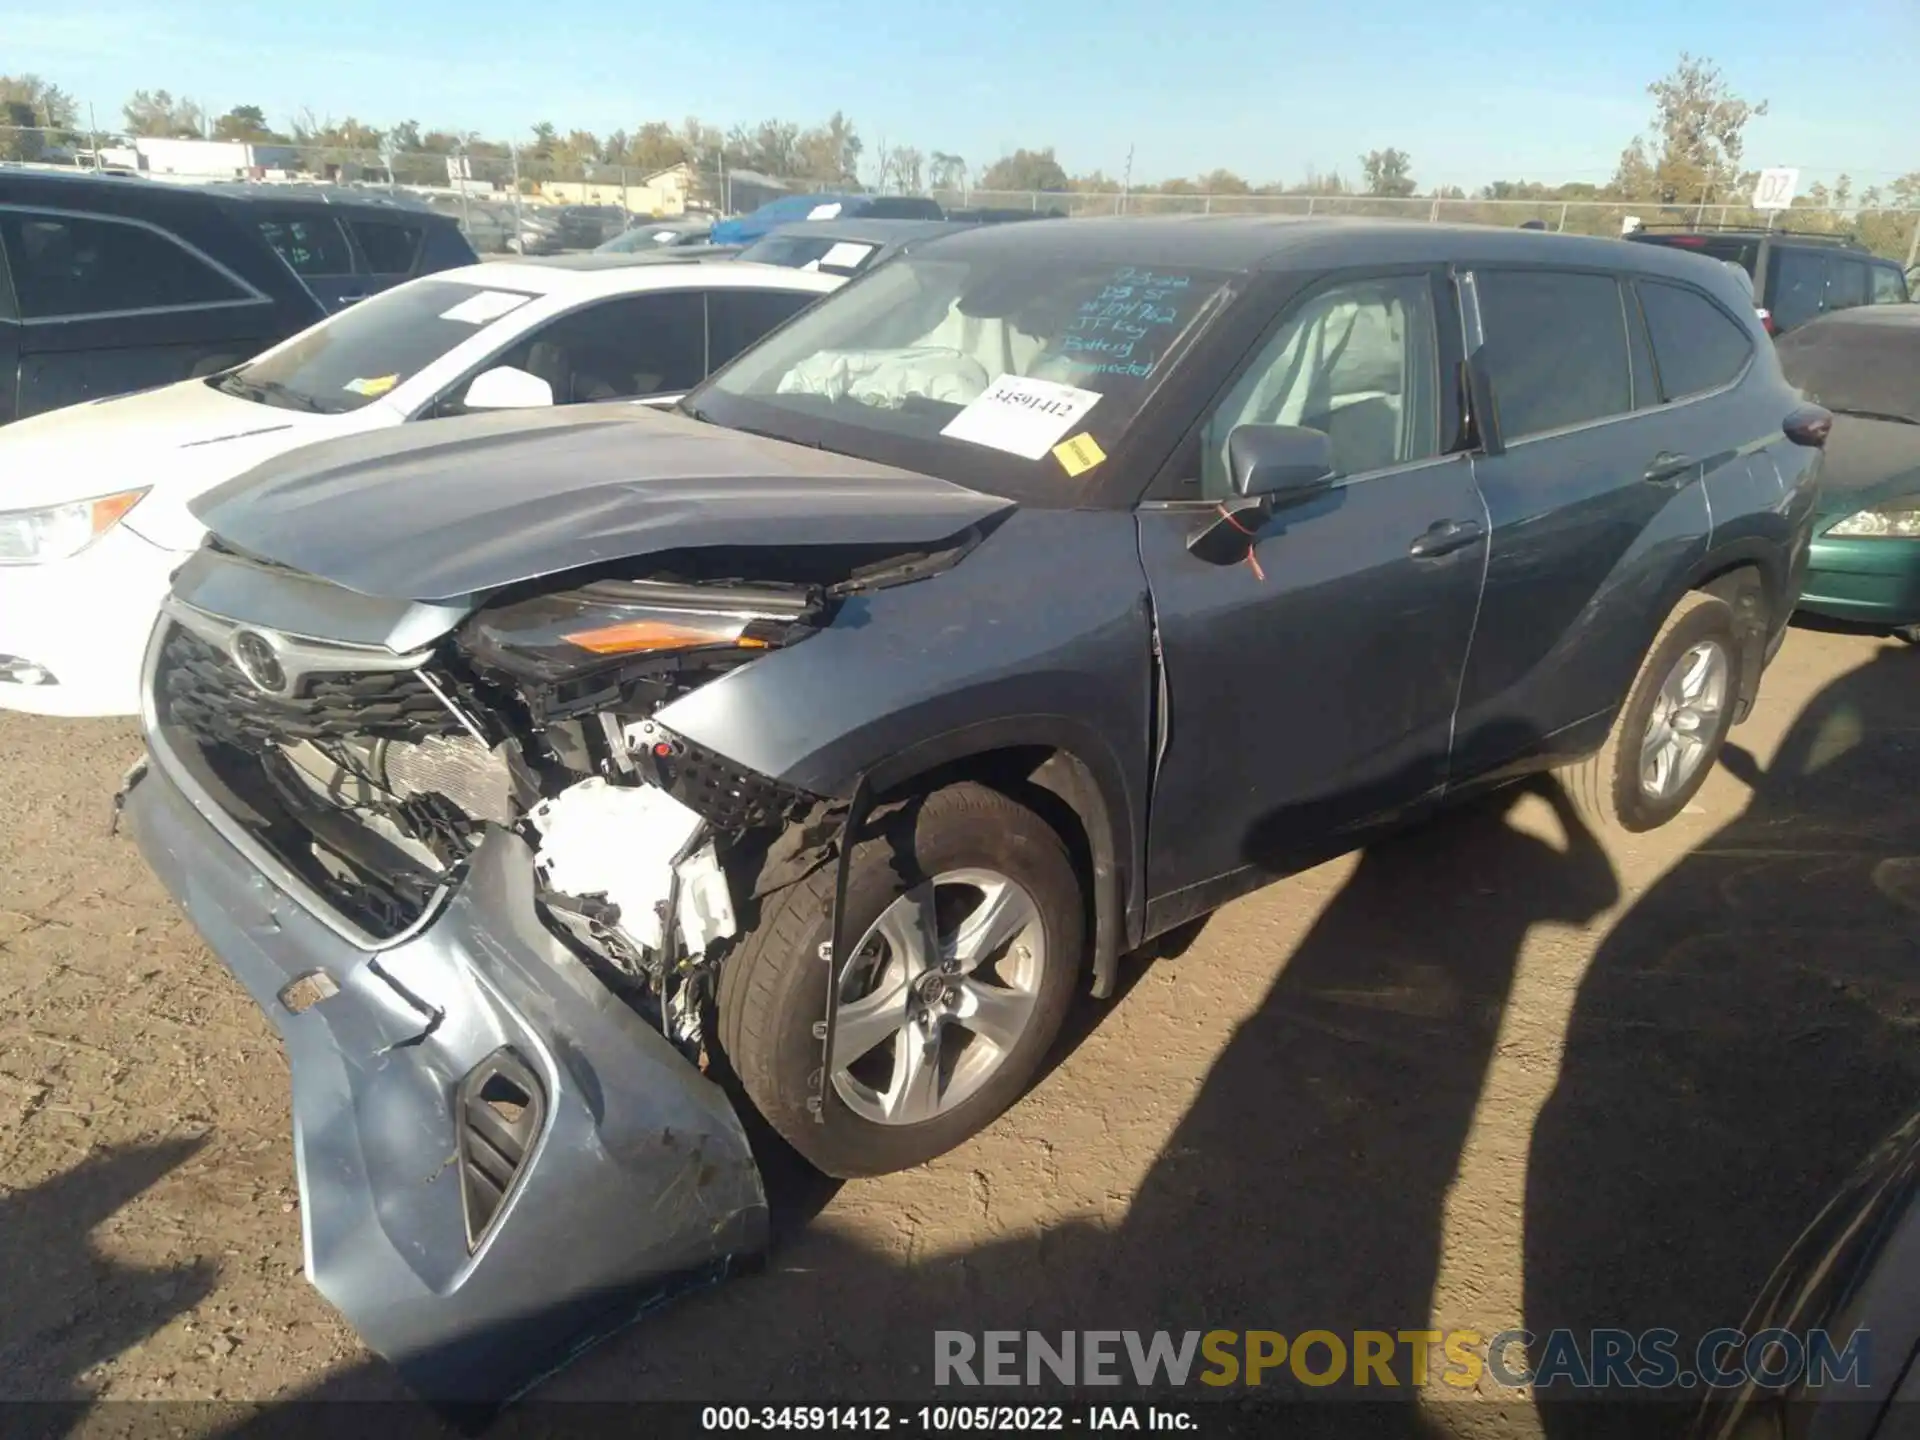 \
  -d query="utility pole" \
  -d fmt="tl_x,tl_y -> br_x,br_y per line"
509,143 -> 523,240
1120,143 -> 1134,216
88,103 -> 99,170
